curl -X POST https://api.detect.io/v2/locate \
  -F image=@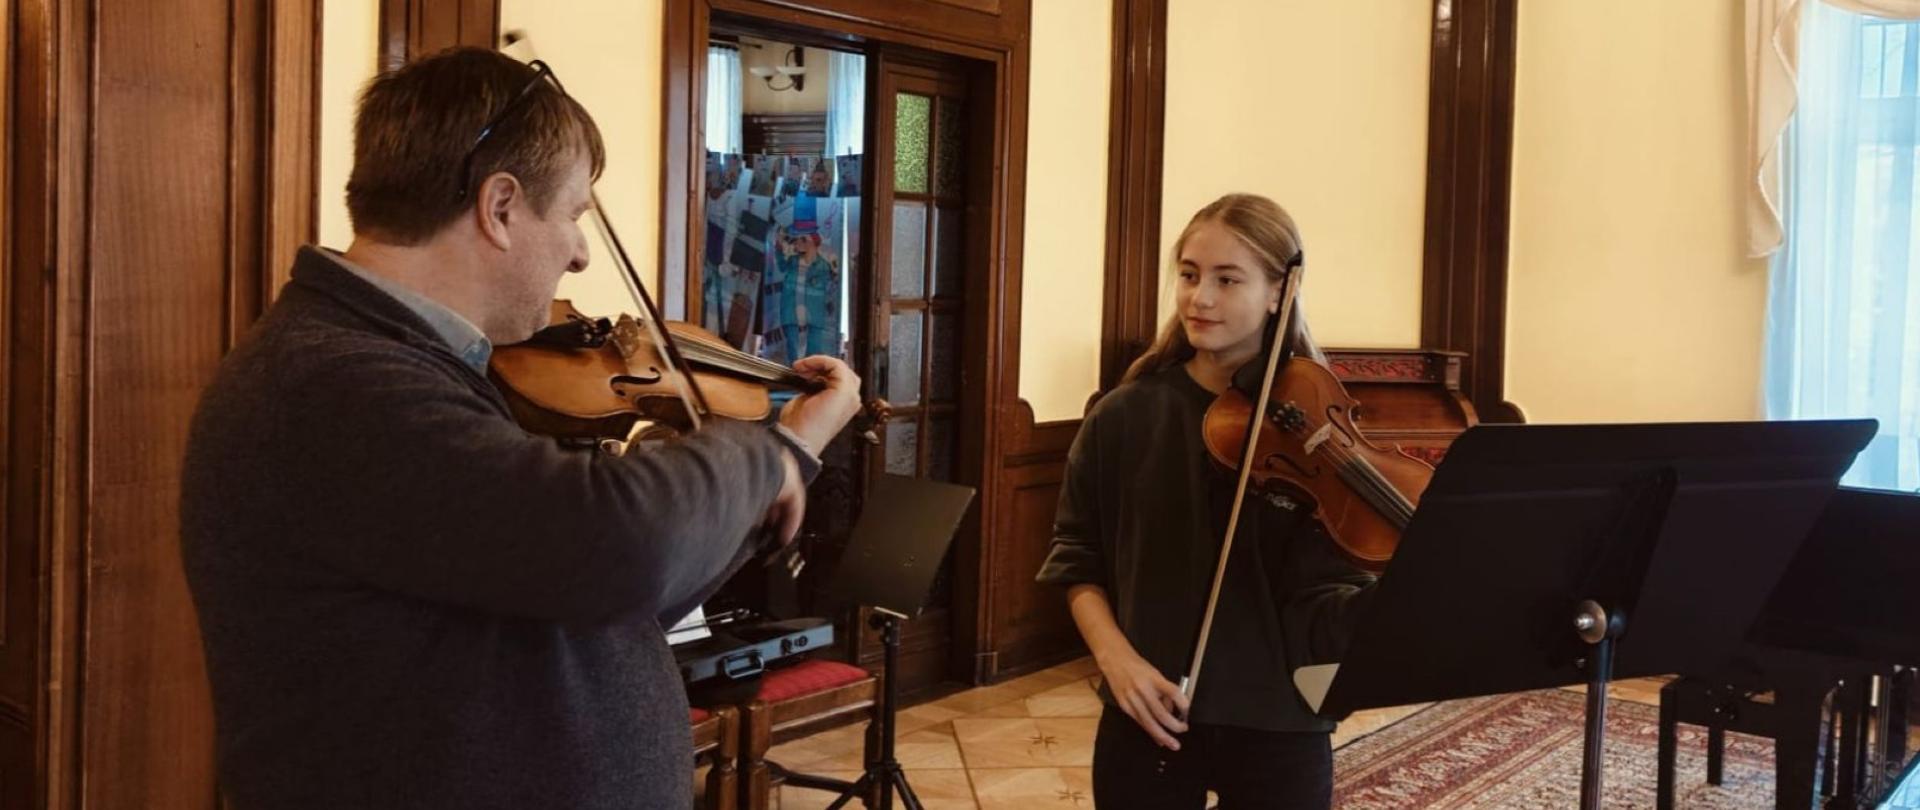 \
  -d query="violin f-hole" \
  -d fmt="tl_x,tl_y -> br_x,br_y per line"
609,370 -> 665,397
